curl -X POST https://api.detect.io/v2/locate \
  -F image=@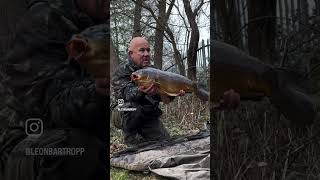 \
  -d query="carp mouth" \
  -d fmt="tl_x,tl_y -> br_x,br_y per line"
131,72 -> 156,86
66,34 -> 89,61
131,73 -> 141,81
